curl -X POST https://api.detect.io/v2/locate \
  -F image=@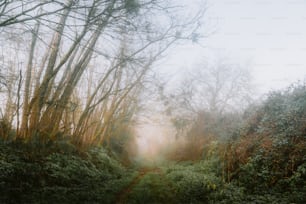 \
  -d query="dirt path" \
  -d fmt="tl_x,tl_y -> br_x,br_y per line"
115,167 -> 162,204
